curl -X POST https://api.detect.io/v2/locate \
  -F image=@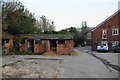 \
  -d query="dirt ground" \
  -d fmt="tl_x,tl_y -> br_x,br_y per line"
2,57 -> 64,78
